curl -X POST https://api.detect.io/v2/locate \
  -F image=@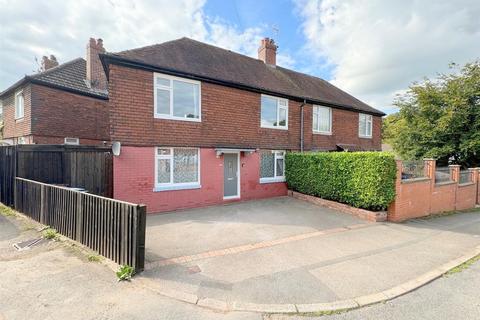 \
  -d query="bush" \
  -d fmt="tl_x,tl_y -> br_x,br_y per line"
285,152 -> 397,211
